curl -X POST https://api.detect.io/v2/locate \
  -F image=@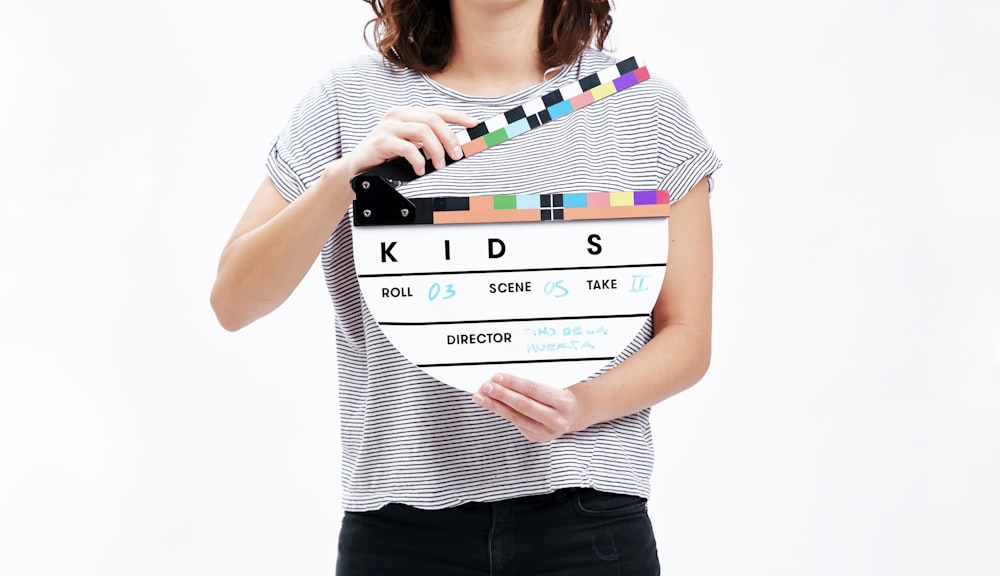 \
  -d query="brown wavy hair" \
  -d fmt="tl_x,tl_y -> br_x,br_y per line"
362,0 -> 613,74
